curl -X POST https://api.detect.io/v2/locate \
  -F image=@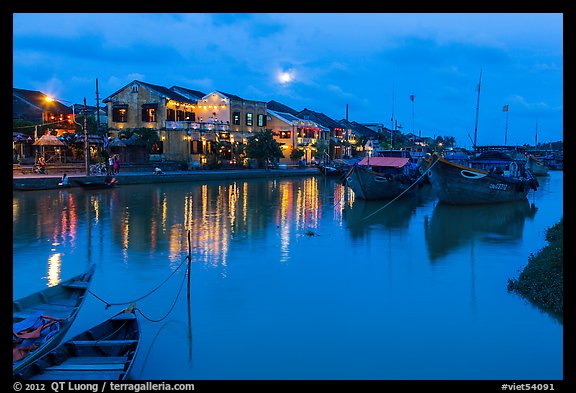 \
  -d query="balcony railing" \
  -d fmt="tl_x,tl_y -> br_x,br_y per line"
164,120 -> 230,132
